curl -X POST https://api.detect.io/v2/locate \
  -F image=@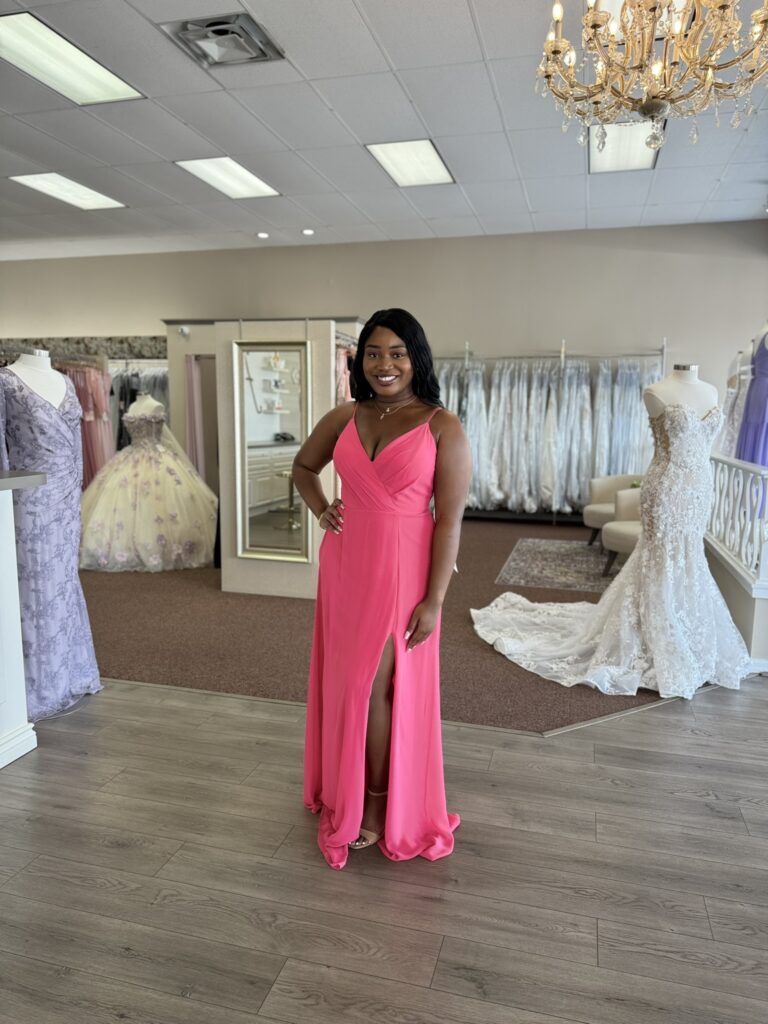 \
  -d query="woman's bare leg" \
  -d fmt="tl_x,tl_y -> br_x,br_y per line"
359,635 -> 394,835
